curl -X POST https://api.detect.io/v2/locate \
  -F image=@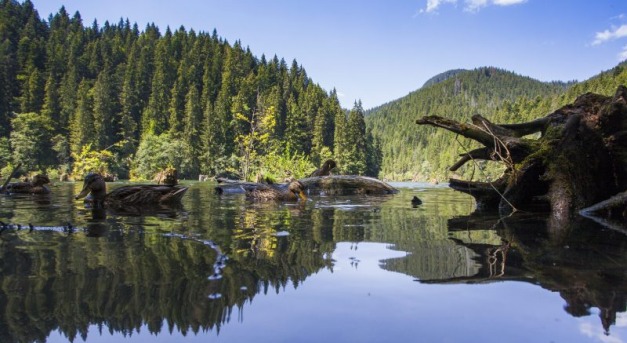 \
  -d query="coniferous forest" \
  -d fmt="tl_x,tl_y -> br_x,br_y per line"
0,0 -> 381,181
3,1 -> 627,183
